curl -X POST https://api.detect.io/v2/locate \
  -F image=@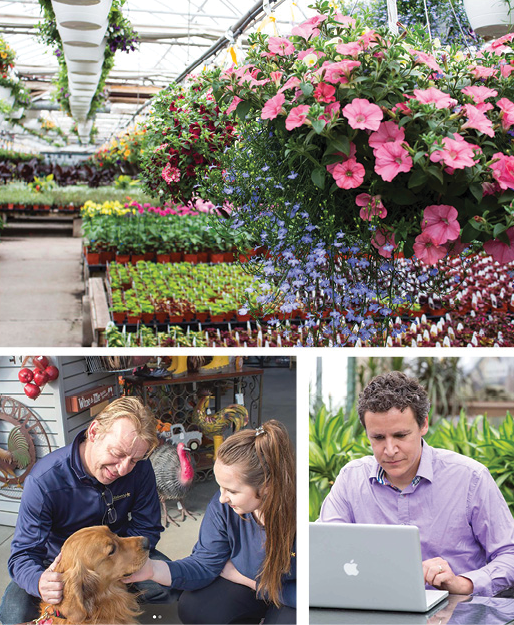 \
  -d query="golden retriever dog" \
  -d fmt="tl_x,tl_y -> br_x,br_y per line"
38,526 -> 150,624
